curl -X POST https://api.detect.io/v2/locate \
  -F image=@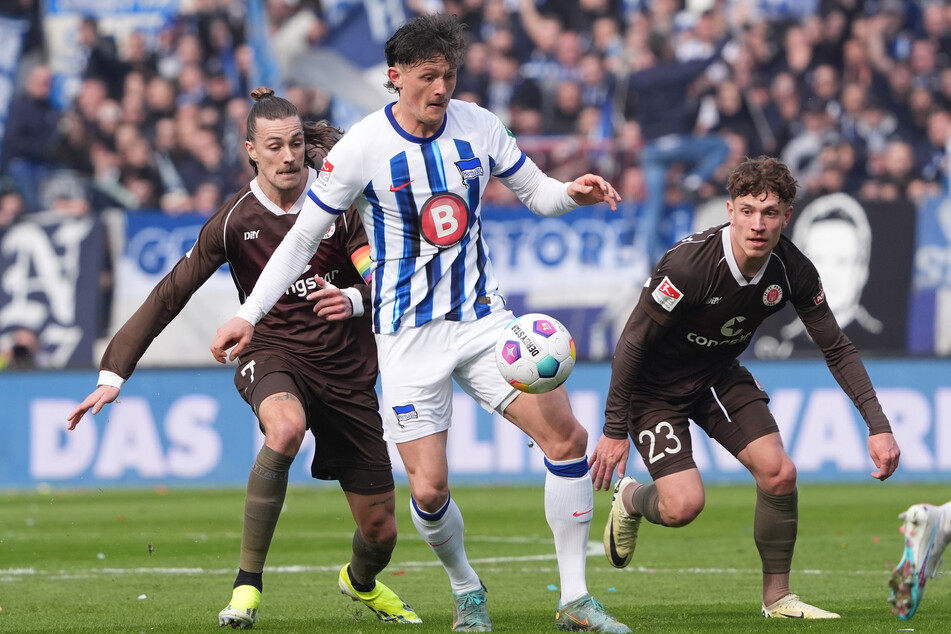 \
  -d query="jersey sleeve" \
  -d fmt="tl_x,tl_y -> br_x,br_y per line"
99,209 -> 229,381
638,253 -> 702,328
308,123 -> 369,213
603,297 -> 669,438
